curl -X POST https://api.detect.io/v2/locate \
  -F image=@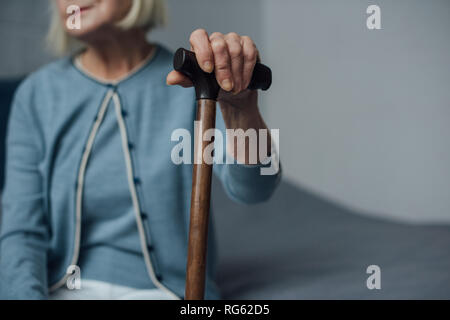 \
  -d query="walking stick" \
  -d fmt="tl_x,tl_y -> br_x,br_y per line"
173,48 -> 272,300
